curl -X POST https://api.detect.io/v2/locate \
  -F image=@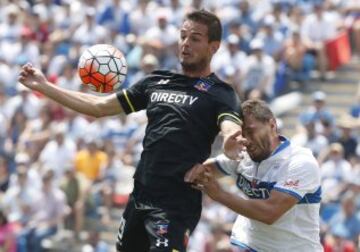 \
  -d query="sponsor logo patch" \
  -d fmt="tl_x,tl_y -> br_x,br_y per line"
156,238 -> 169,247
194,80 -> 212,92
283,179 -> 299,188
